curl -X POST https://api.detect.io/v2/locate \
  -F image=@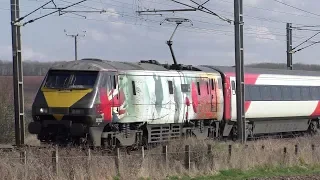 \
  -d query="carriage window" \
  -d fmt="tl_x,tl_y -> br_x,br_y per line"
249,86 -> 261,100
168,81 -> 173,94
197,82 -> 201,95
245,85 -> 251,101
113,75 -> 117,89
292,87 -> 301,100
282,86 -> 292,100
301,87 -> 310,100
132,81 -> 136,95
311,87 -> 319,100
231,81 -> 235,90
211,79 -> 215,90
260,86 -> 272,100
271,86 -> 282,101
